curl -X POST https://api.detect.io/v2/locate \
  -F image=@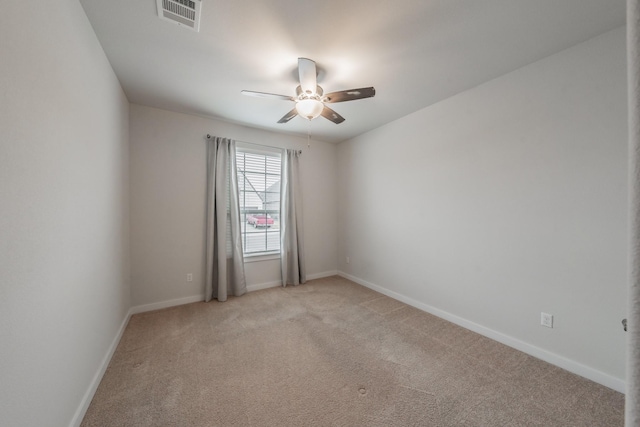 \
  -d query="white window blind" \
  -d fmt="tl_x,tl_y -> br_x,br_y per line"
236,148 -> 281,255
